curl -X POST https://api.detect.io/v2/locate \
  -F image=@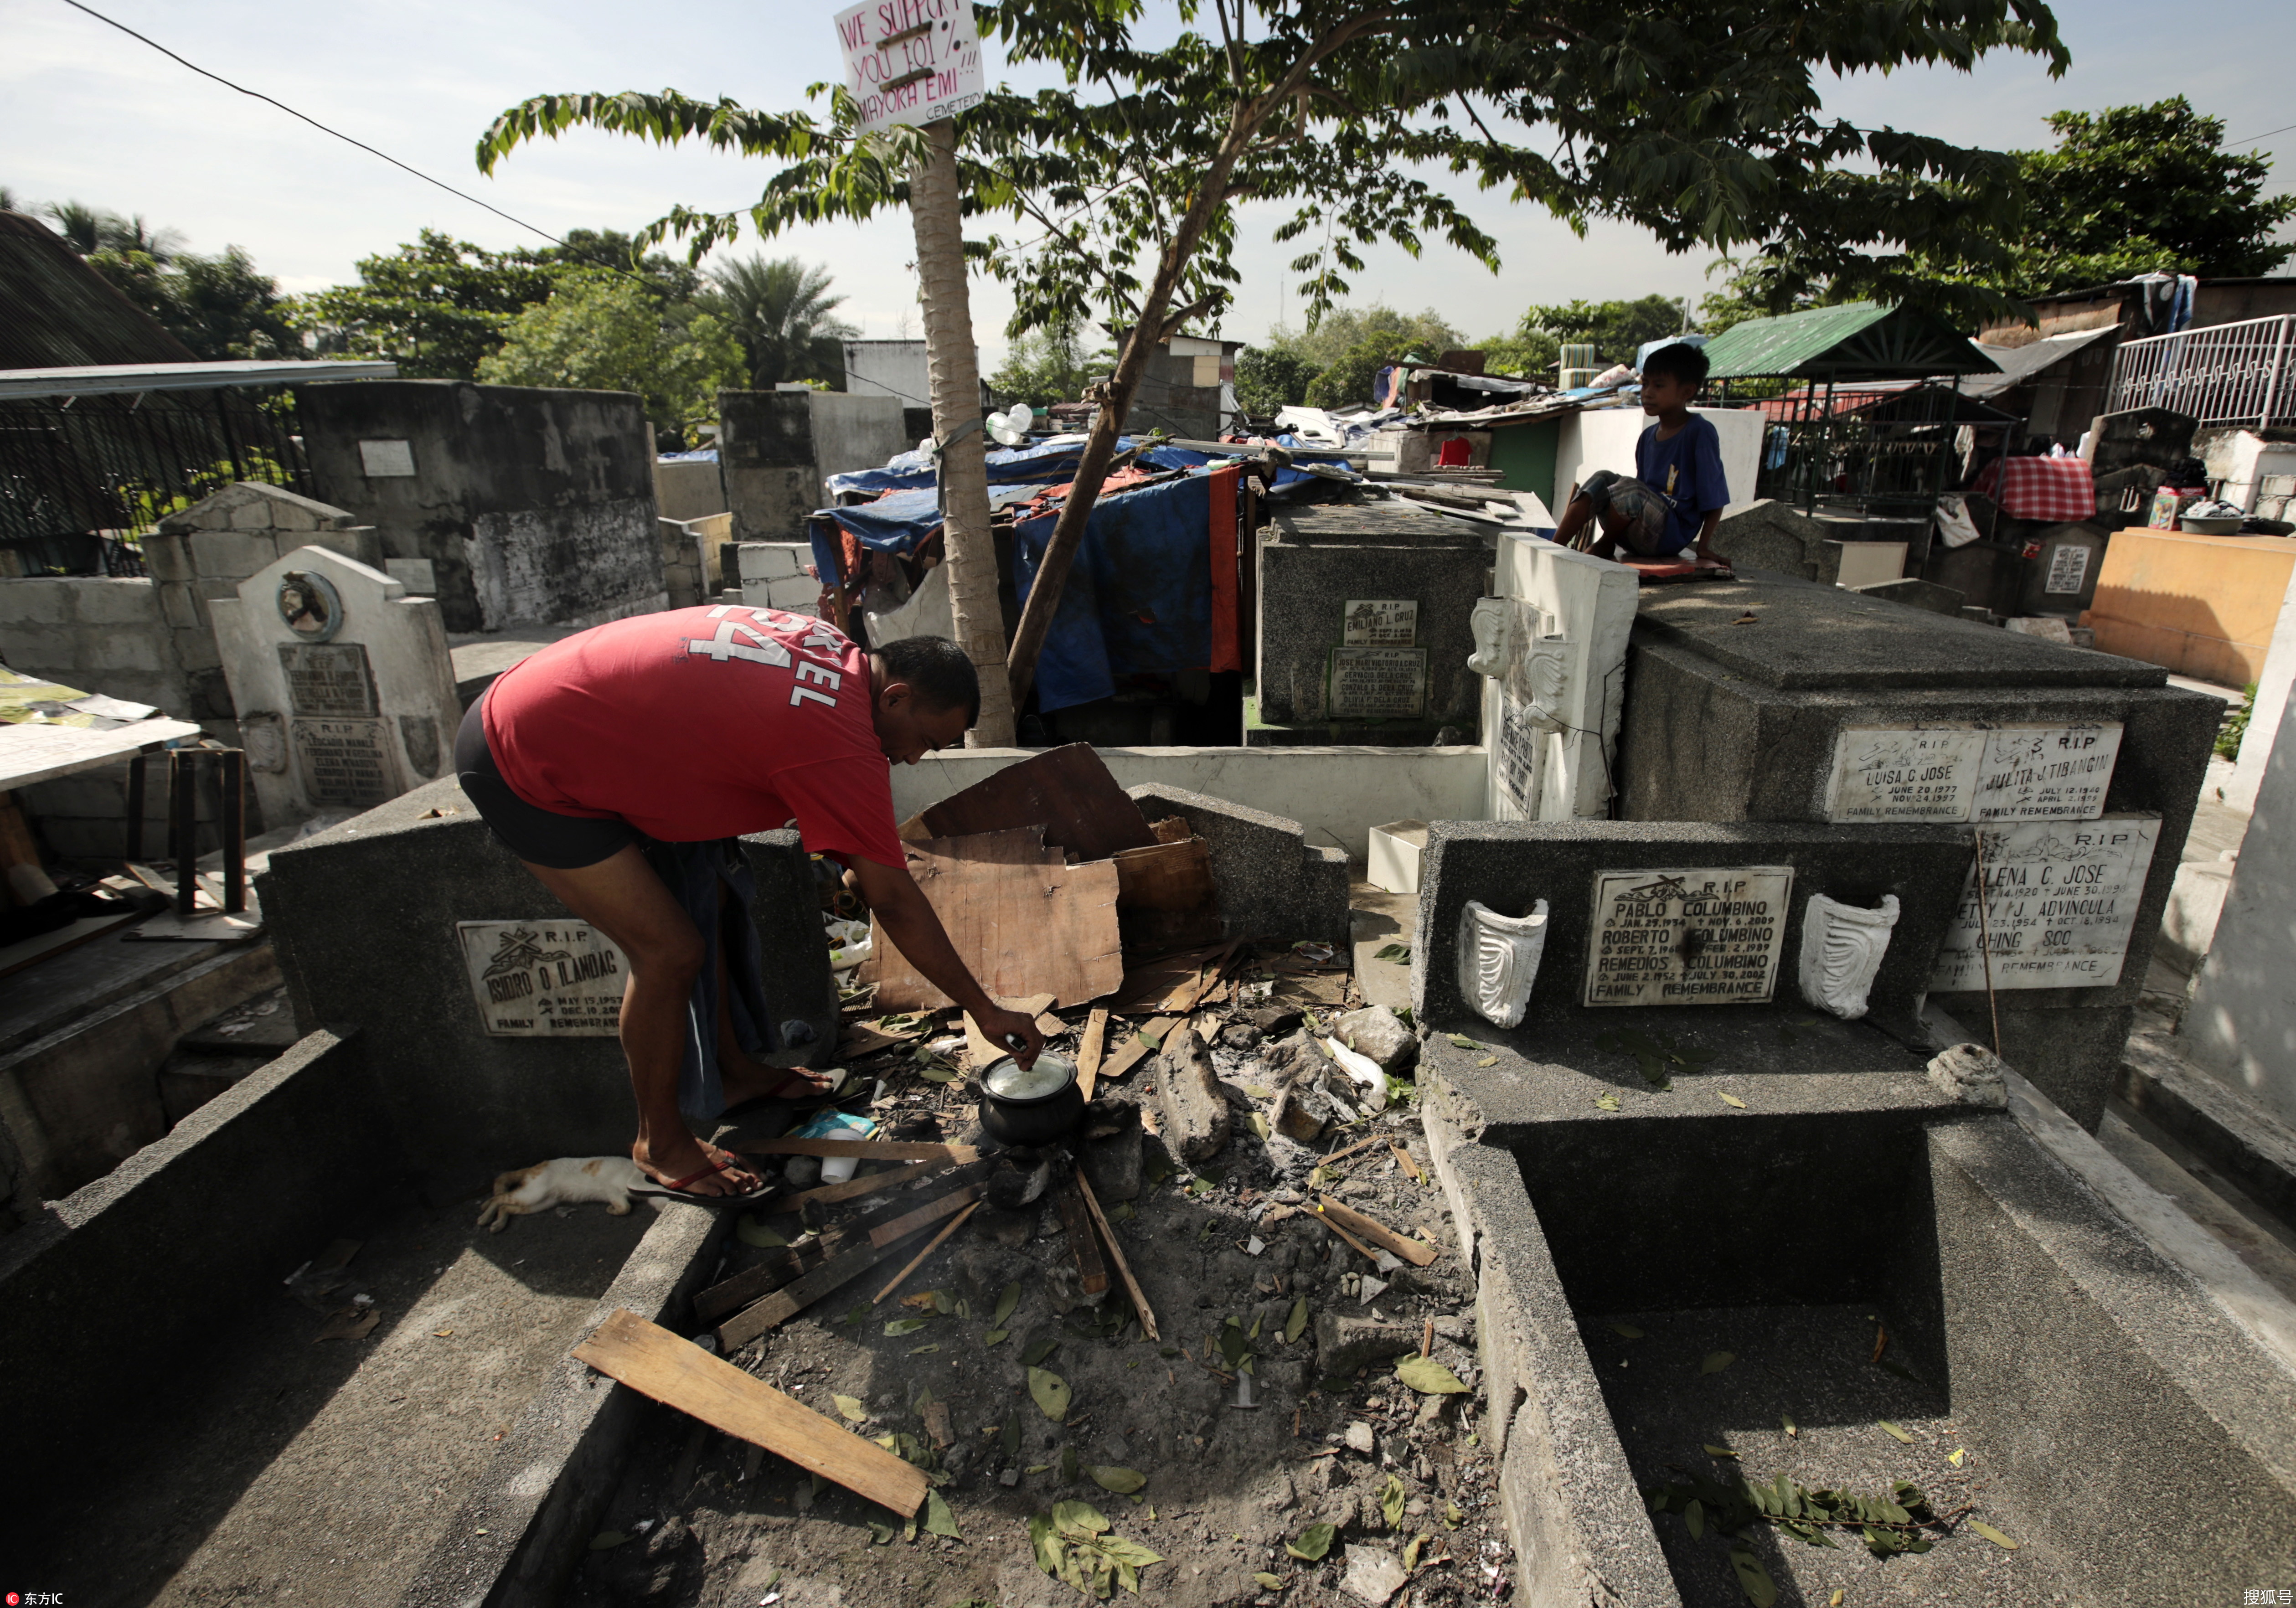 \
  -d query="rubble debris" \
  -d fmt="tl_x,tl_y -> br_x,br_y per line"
1151,1024 -> 1231,1163
1333,1004 -> 1419,1075
1317,1197 -> 1438,1267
